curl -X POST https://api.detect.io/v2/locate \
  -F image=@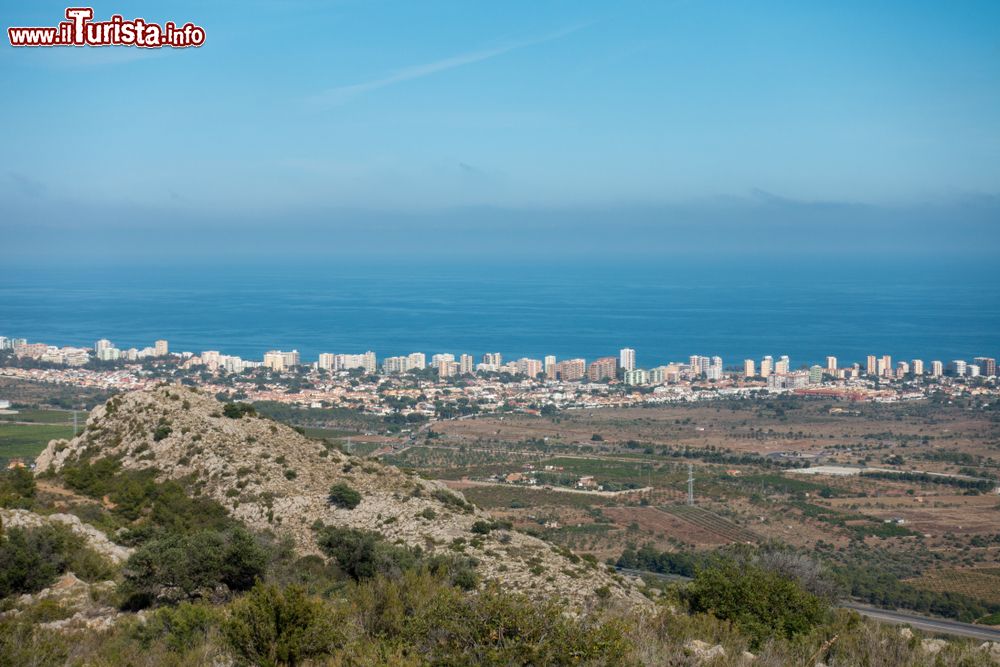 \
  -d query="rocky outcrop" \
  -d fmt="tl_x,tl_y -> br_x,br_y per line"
35,385 -> 649,609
